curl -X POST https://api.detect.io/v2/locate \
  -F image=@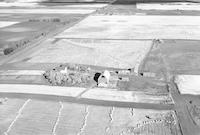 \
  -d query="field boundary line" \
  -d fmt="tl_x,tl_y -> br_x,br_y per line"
4,99 -> 31,135
52,101 -> 64,135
